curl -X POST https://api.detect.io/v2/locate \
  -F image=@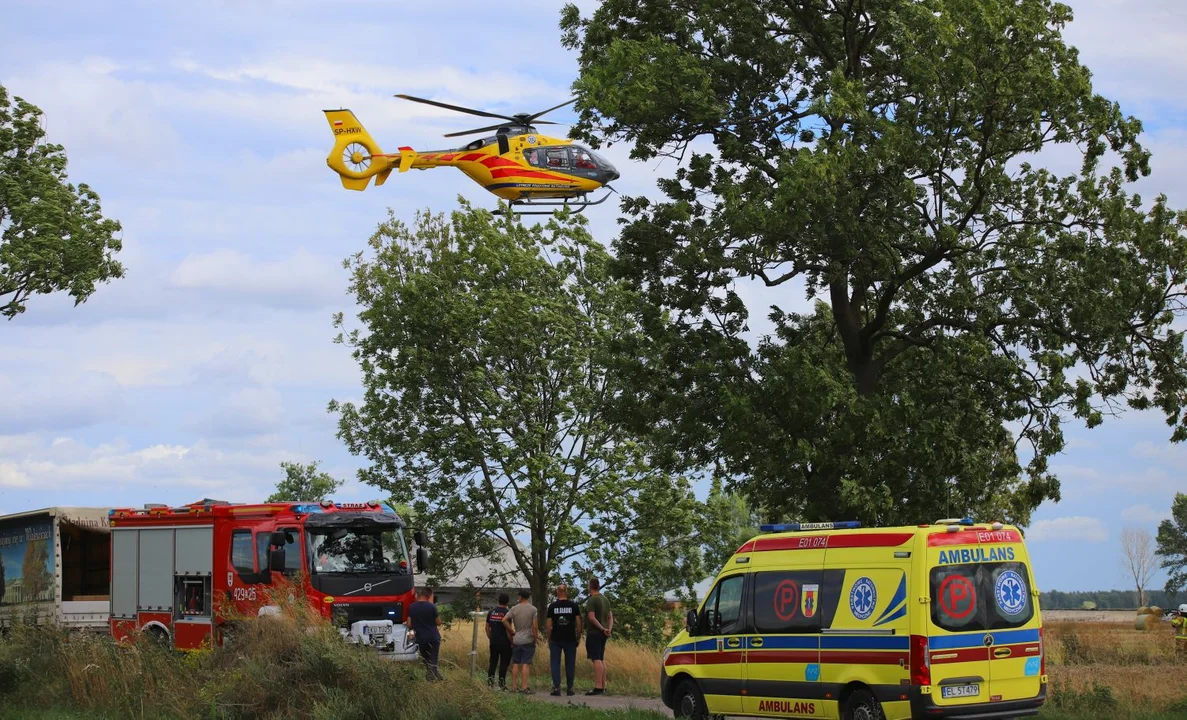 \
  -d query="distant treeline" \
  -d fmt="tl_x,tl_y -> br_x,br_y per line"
1040,589 -> 1181,610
